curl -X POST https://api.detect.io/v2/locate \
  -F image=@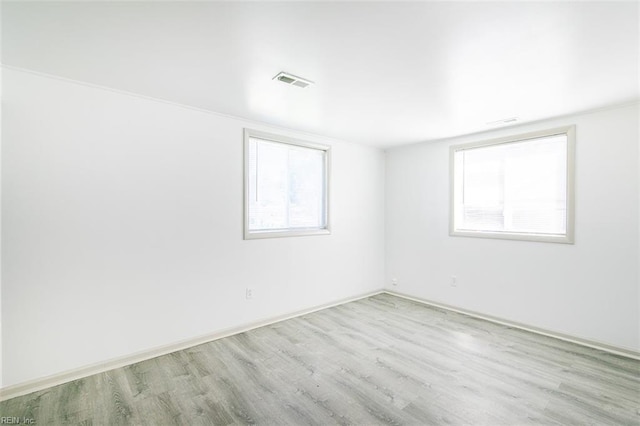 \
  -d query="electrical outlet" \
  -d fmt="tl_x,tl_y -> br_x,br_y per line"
246,287 -> 254,299
450,276 -> 457,287
391,278 -> 398,286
